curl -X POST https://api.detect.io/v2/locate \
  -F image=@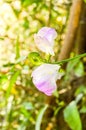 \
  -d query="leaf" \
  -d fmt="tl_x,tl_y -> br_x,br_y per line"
35,104 -> 48,130
21,0 -> 40,6
66,59 -> 79,74
6,71 -> 20,98
84,0 -> 86,3
75,85 -> 86,96
64,101 -> 82,130
80,106 -> 86,113
64,59 -> 79,81
74,61 -> 84,77
20,107 -> 30,118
